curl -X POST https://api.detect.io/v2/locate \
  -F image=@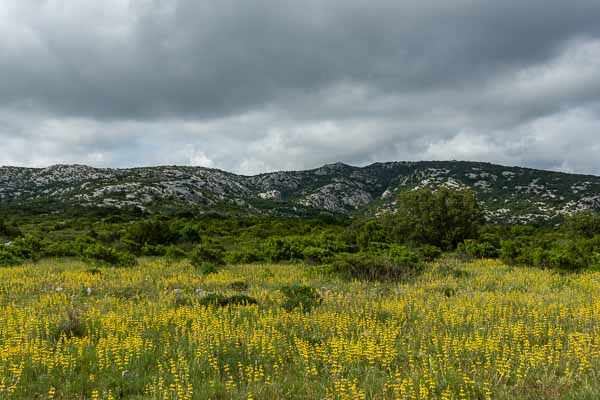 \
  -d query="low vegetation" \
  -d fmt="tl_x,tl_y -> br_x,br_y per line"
1,188 -> 600,398
2,188 -> 599,274
0,258 -> 598,399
